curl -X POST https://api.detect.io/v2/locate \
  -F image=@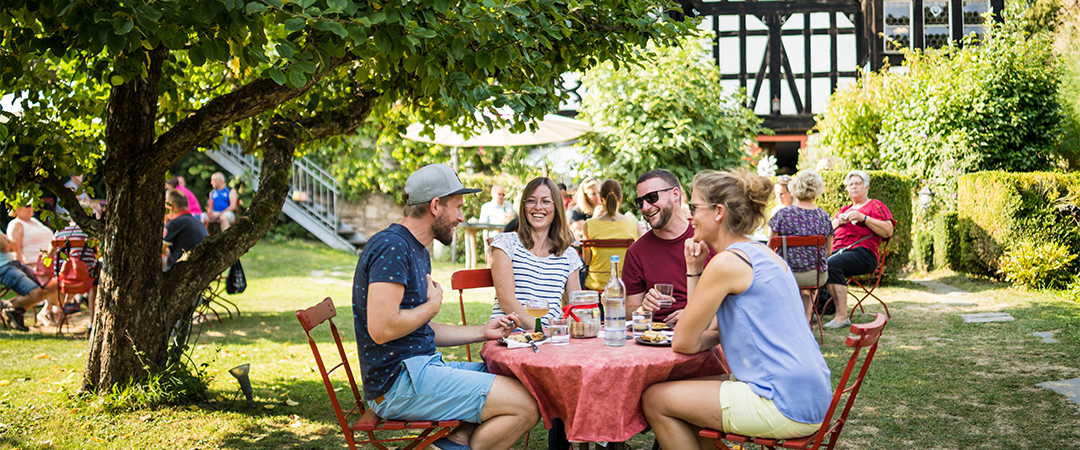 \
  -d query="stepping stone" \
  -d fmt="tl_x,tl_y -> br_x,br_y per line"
910,280 -> 971,296
1038,377 -> 1080,407
309,270 -> 325,277
938,298 -> 977,306
1032,331 -> 1059,343
329,271 -> 348,277
961,312 -> 1015,323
